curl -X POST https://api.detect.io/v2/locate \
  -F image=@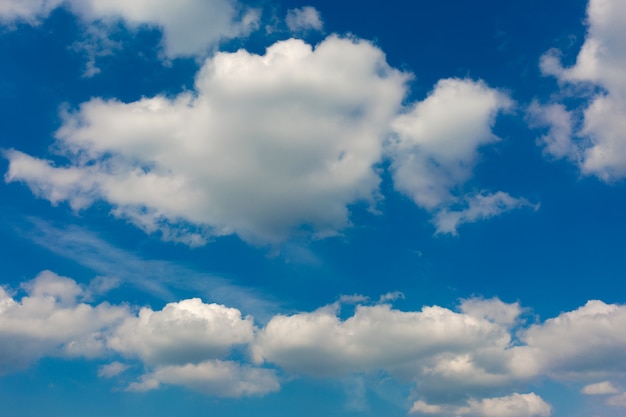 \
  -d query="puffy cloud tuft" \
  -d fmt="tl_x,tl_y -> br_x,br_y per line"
582,381 -> 620,395
108,298 -> 254,365
460,297 -> 523,327
285,6 -> 323,33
